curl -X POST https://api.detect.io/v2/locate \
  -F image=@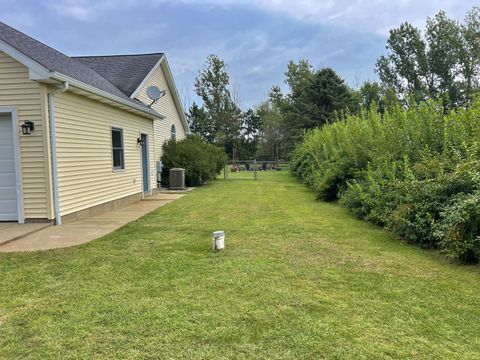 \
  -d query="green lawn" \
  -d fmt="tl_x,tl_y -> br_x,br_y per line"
1,172 -> 479,359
